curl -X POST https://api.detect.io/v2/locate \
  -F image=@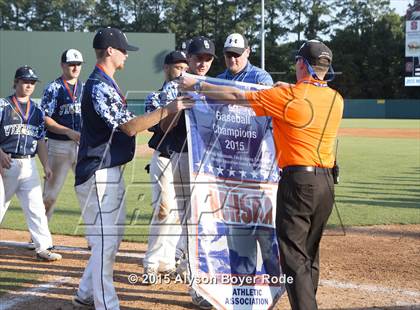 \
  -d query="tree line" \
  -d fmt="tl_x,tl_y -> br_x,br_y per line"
0,0 -> 417,99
